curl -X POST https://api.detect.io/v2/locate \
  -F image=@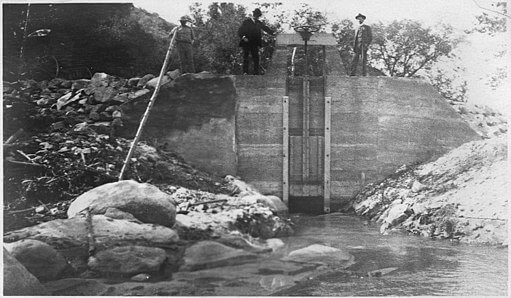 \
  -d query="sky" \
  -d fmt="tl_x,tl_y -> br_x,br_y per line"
131,0 -> 495,32
0,0 -> 497,30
